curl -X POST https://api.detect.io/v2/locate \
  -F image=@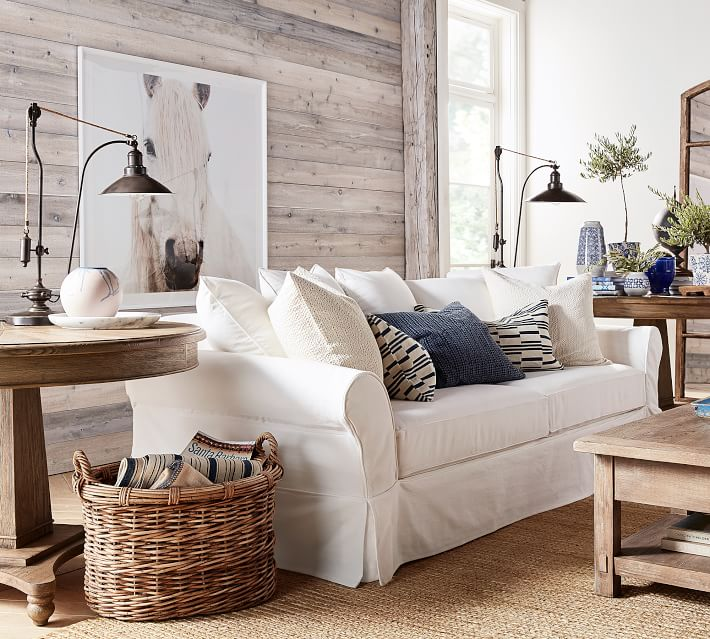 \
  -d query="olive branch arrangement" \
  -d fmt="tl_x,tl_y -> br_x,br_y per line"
650,187 -> 710,254
580,125 -> 651,242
